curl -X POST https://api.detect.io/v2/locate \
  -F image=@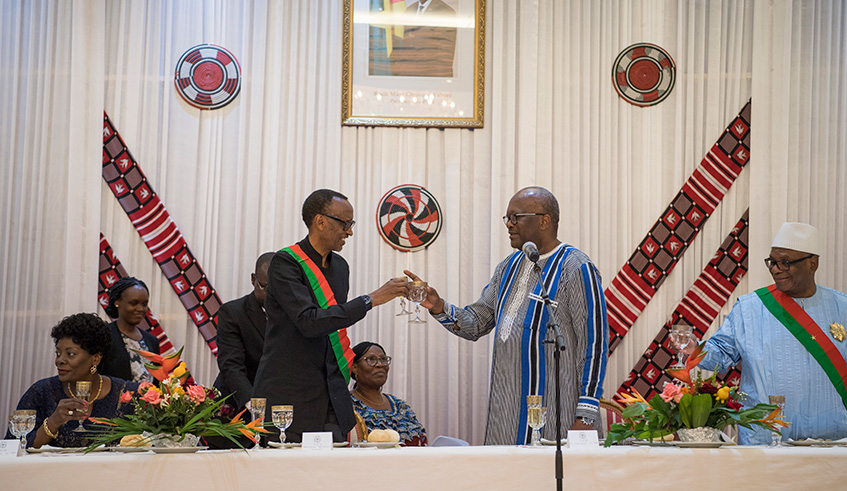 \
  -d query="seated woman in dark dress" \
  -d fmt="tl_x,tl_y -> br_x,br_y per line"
350,342 -> 427,446
5,313 -> 138,448
99,277 -> 160,383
